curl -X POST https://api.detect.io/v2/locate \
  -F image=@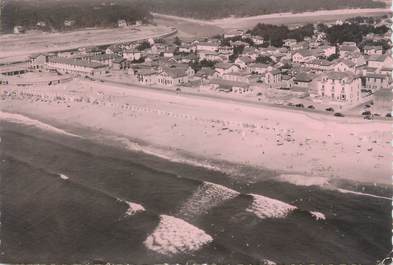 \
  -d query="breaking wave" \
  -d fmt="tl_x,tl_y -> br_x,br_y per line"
113,136 -> 224,172
59,173 -> 69,180
246,194 -> 297,219
178,181 -> 240,218
0,111 -> 81,138
337,188 -> 392,201
144,215 -> 213,256
277,174 -> 330,187
310,211 -> 326,221
116,198 -> 145,216
124,202 -> 145,216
